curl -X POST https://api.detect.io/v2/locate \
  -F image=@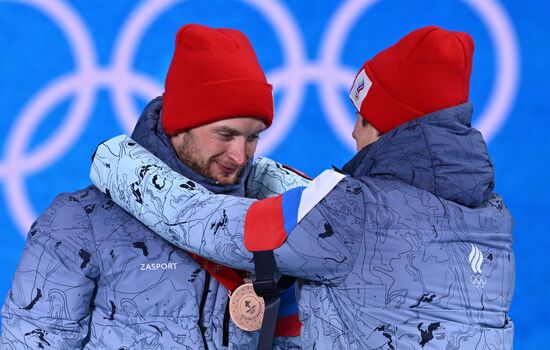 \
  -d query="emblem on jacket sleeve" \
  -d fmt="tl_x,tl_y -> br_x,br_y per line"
469,244 -> 486,288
